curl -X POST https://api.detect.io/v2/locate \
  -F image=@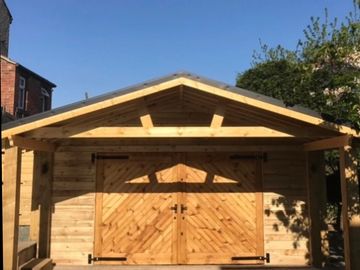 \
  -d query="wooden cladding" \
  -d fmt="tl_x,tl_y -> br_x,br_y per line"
49,151 -> 311,266
94,153 -> 264,265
